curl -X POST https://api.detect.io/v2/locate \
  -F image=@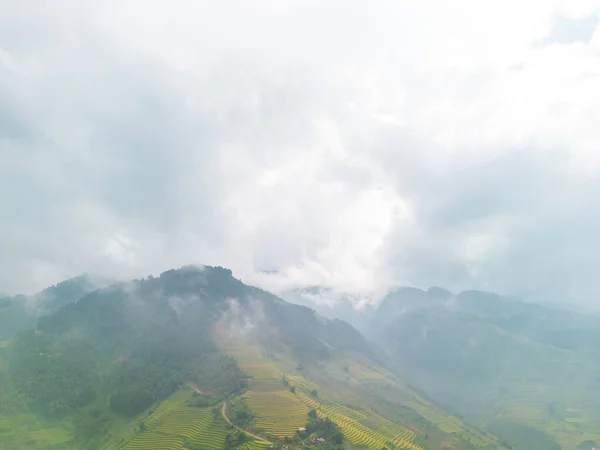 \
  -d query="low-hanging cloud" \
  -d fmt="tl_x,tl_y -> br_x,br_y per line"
2,0 -> 600,308
216,297 -> 276,344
